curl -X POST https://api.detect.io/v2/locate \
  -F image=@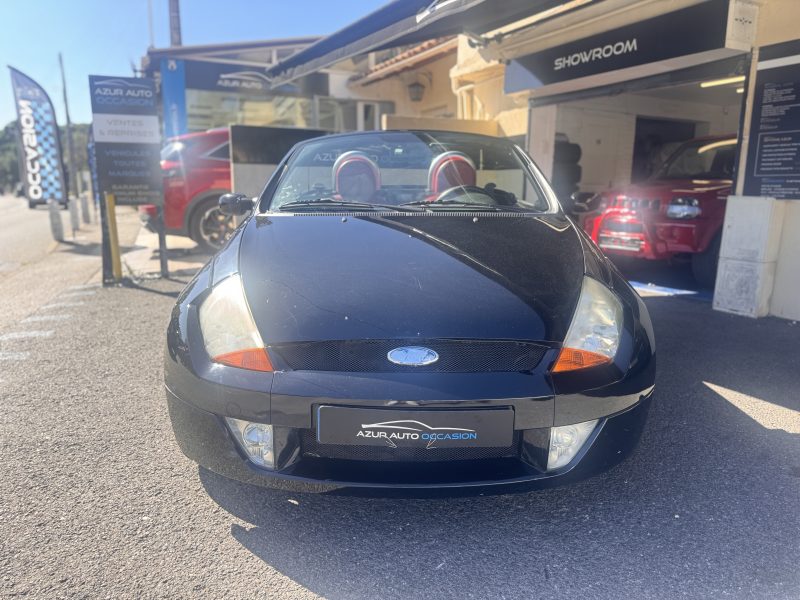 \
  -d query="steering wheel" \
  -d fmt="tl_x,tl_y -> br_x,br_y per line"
434,185 -> 494,204
297,186 -> 336,201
